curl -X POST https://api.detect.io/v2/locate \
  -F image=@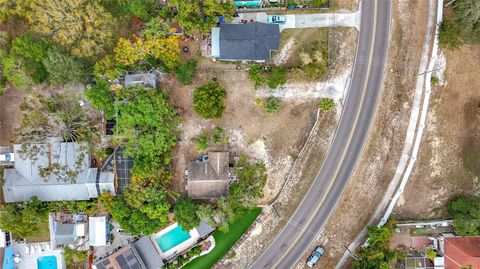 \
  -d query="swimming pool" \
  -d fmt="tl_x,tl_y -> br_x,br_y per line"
155,226 -> 191,252
37,255 -> 58,269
